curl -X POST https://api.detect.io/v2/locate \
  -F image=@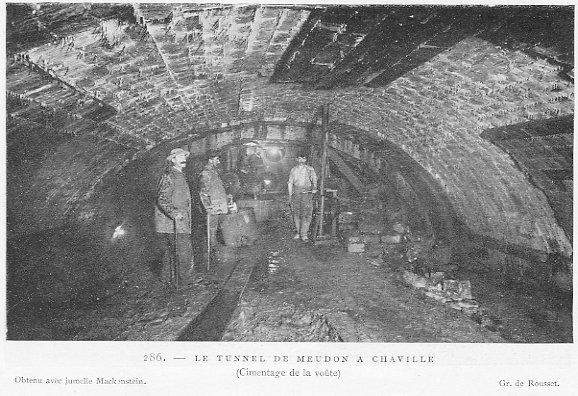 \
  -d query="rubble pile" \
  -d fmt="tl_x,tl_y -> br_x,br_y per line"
337,192 -> 479,315
222,294 -> 343,342
338,193 -> 423,269
394,231 -> 478,314
399,270 -> 479,314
